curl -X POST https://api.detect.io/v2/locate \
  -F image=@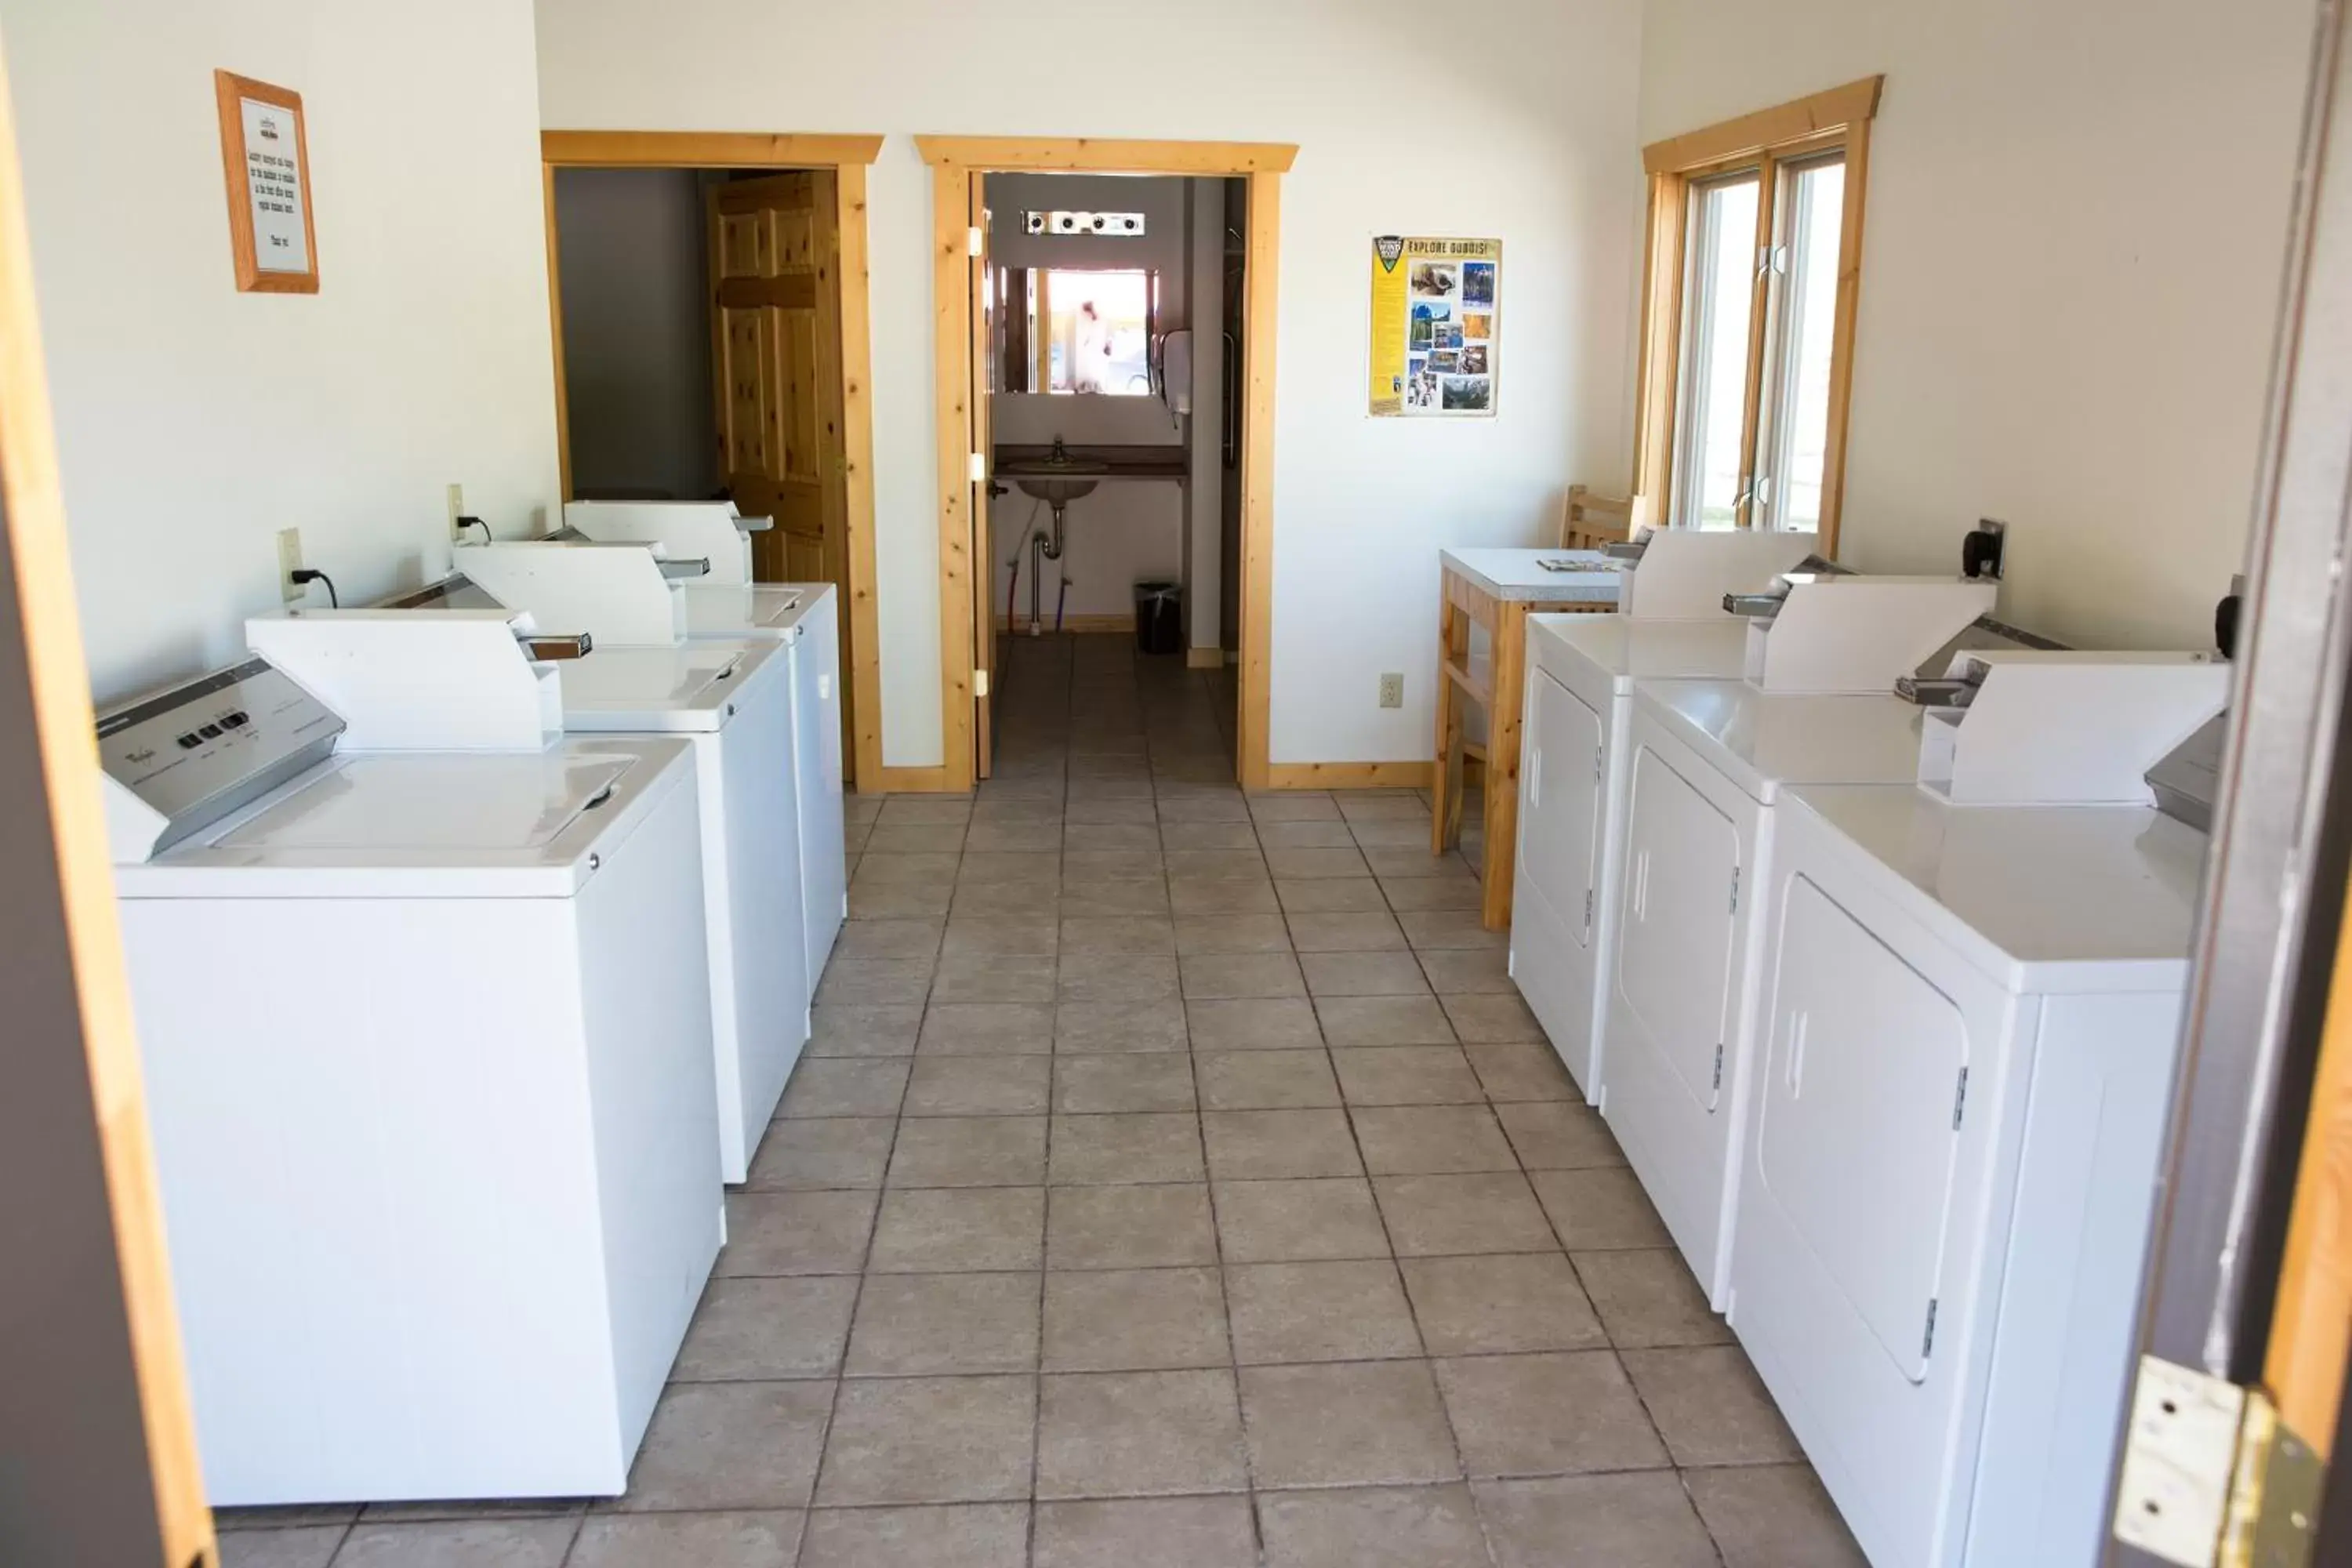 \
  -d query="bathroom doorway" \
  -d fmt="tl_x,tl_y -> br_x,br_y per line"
539,132 -> 886,788
920,139 -> 1294,791
974,170 -> 1230,780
